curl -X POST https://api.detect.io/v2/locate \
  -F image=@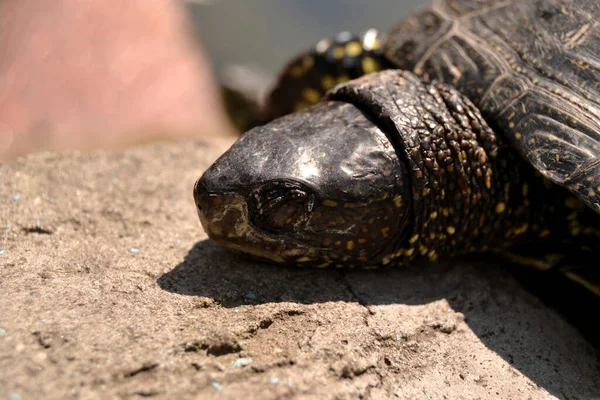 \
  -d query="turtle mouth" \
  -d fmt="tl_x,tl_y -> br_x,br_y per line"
194,181 -> 331,264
